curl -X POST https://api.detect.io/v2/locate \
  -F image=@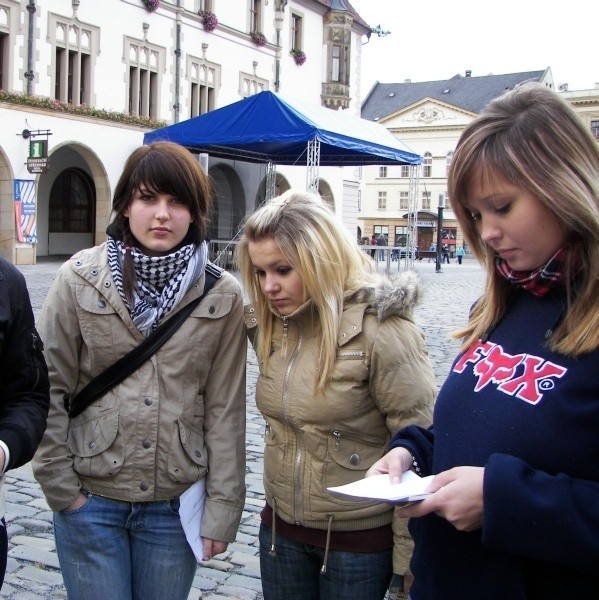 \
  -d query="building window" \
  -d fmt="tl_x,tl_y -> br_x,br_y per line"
400,165 -> 410,178
250,0 -> 262,33
50,18 -> 98,106
399,191 -> 409,210
379,166 -> 387,178
423,152 -> 432,178
446,151 -> 454,176
378,191 -> 387,210
445,192 -> 451,210
291,13 -> 303,50
49,168 -> 95,233
239,66 -> 268,97
198,0 -> 213,11
592,120 -> 599,139
374,225 -> 389,238
422,191 -> 431,210
126,39 -> 164,119
394,226 -> 407,246
0,31 -> 6,89
188,56 -> 219,117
